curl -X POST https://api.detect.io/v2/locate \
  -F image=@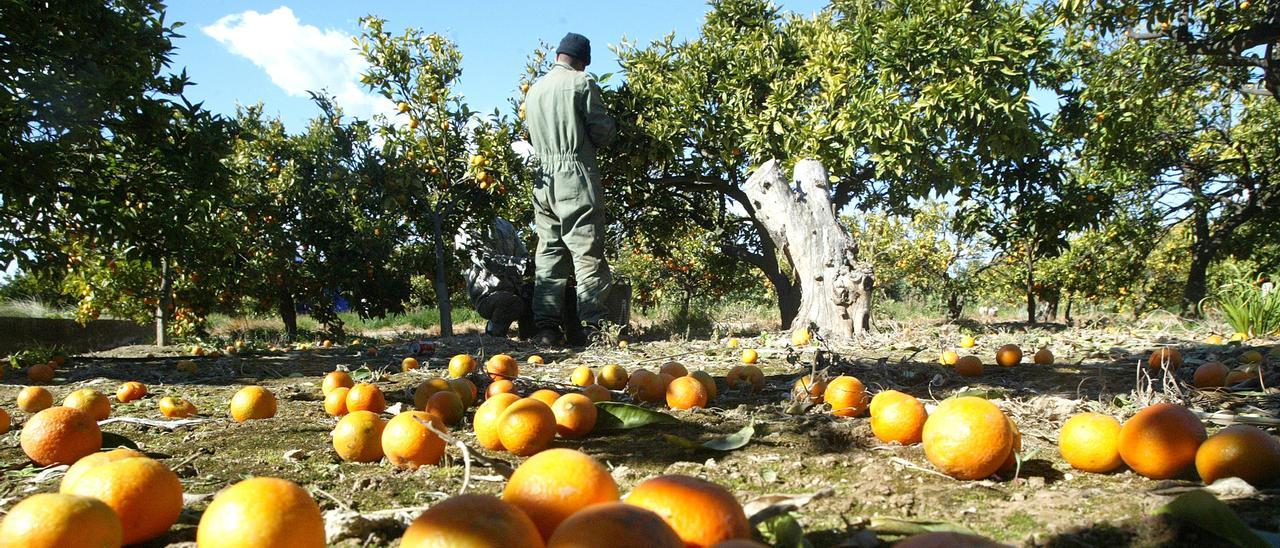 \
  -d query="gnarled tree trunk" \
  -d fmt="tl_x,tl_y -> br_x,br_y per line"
743,159 -> 873,339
